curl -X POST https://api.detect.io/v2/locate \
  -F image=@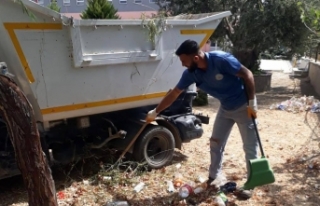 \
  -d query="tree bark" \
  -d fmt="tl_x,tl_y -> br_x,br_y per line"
0,75 -> 58,206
